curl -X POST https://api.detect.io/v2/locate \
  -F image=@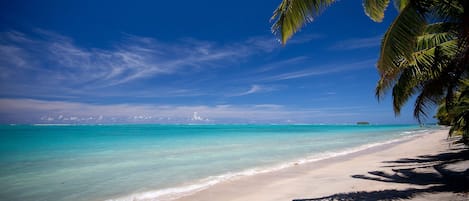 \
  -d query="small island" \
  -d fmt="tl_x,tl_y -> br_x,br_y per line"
356,121 -> 370,125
